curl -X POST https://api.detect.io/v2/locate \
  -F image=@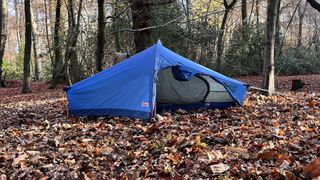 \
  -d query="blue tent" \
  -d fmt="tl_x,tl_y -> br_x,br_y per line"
65,40 -> 248,119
